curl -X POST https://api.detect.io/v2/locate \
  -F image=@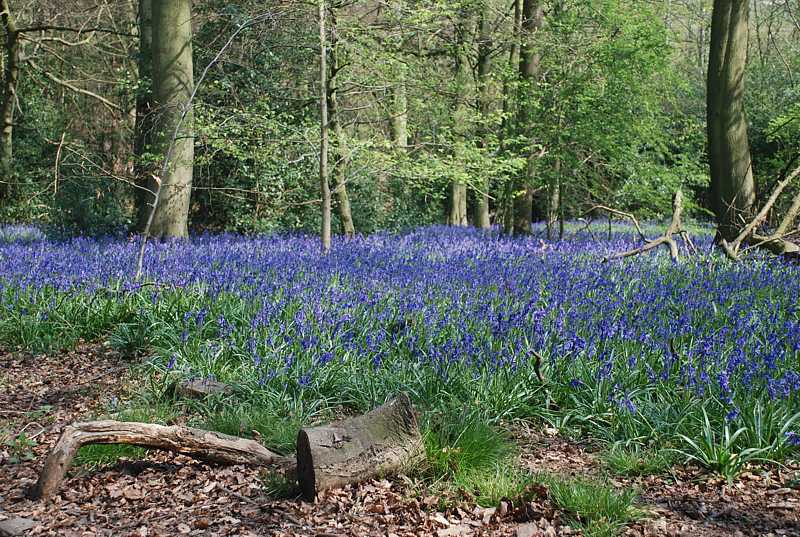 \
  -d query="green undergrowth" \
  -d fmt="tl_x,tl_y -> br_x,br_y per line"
2,278 -> 798,484
75,444 -> 147,470
602,443 -> 678,477
542,475 -> 641,537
